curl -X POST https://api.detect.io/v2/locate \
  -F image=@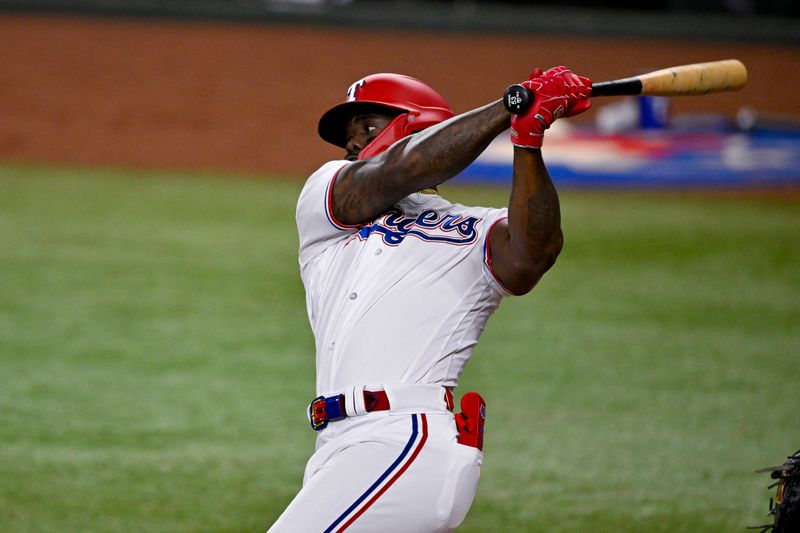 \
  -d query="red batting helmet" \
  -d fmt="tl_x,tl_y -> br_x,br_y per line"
318,73 -> 454,156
